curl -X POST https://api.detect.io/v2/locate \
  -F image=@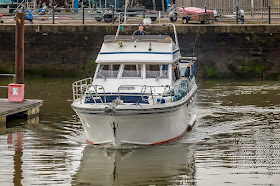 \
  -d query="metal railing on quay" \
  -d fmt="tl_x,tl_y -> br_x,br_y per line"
0,6 -> 165,24
1,5 -> 280,25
